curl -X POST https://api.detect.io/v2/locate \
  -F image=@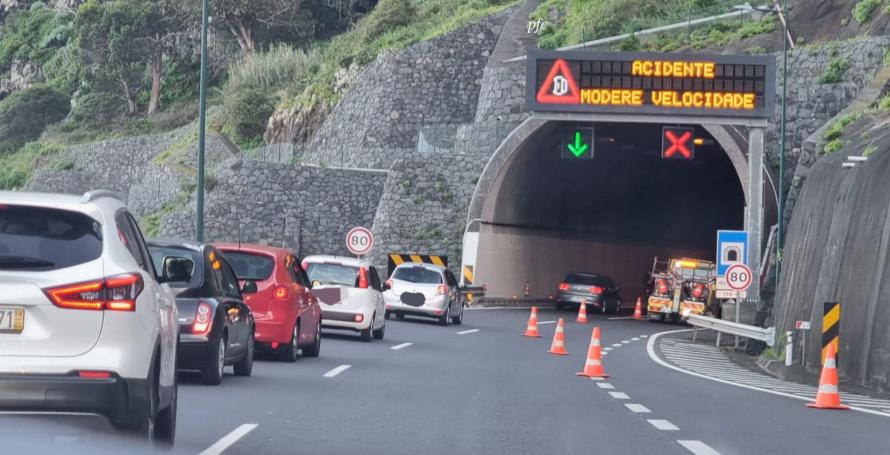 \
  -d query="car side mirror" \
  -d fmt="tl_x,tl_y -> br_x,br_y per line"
241,280 -> 258,294
383,280 -> 392,291
161,256 -> 194,283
